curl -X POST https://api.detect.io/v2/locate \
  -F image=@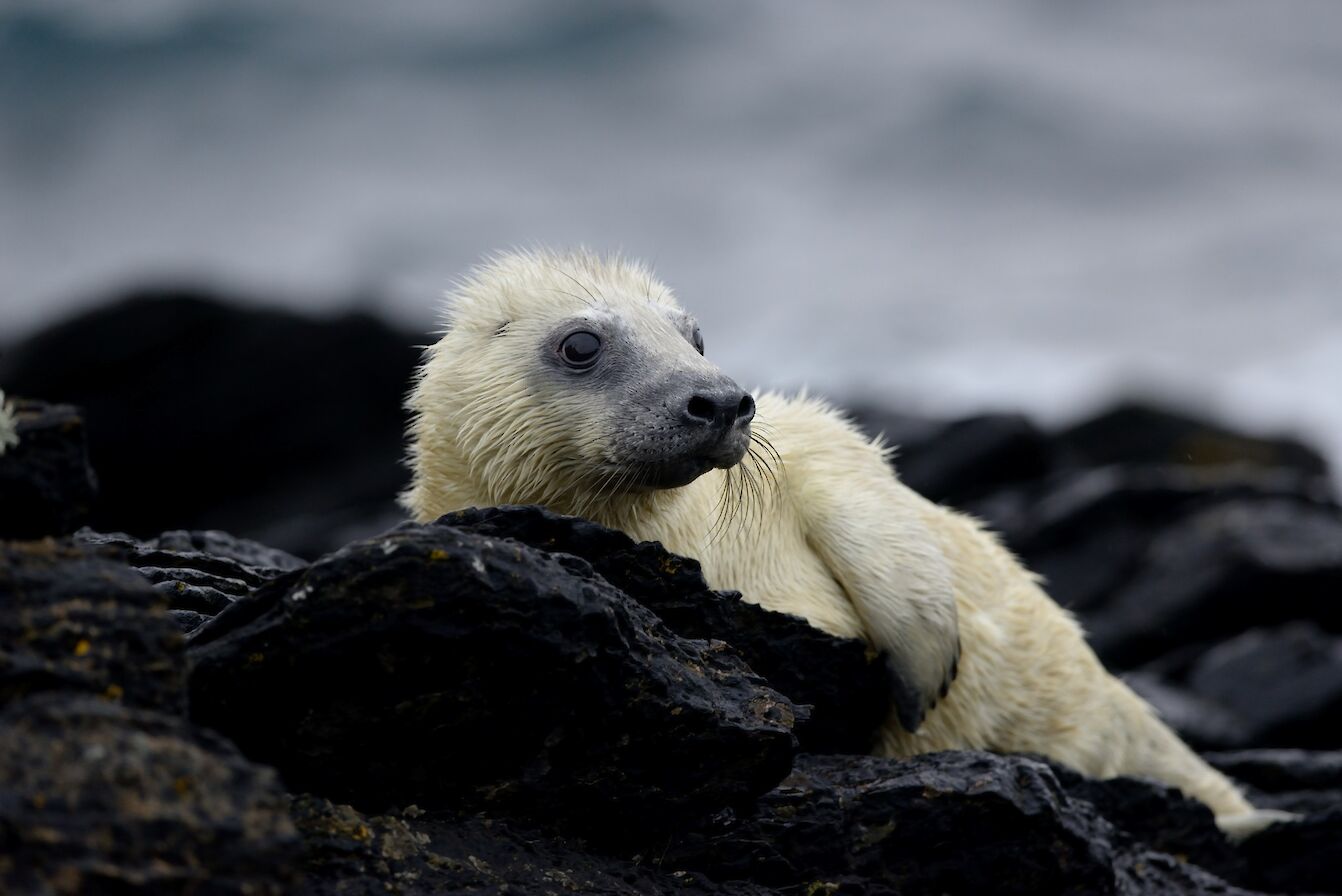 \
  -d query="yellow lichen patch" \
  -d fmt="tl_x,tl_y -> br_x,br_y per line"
246,652 -> 265,667
73,638 -> 91,657
173,777 -> 193,796
424,853 -> 465,872
428,549 -> 449,561
103,683 -> 124,700
298,802 -> 382,844
804,882 -> 840,896
176,581 -> 186,593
